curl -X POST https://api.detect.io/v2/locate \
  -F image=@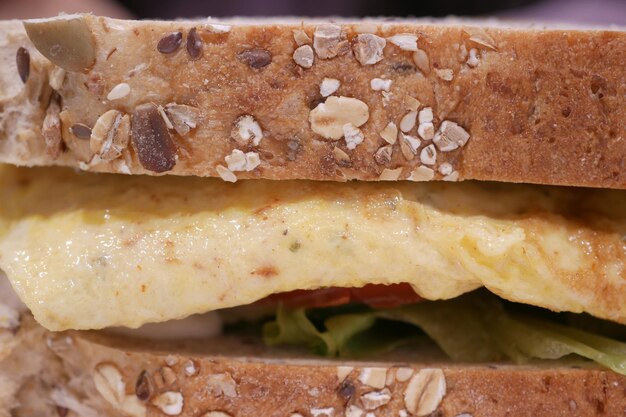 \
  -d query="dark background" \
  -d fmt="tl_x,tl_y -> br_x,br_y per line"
118,0 -> 538,19
1,0 -> 625,24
